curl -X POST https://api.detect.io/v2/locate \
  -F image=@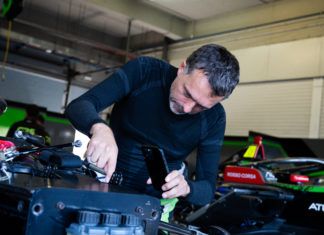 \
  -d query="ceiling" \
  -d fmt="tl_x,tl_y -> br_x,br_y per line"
142,0 -> 278,21
0,0 -> 282,88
